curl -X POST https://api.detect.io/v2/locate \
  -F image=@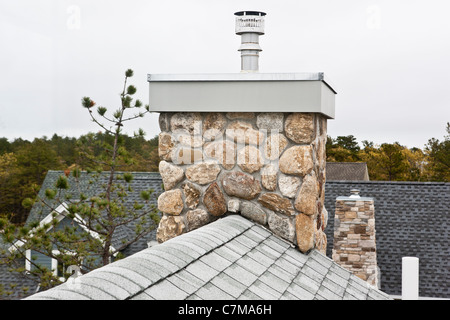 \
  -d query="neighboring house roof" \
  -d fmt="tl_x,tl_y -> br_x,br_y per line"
25,215 -> 391,300
7,171 -> 448,300
26,170 -> 163,257
326,162 -> 370,181
1,170 -> 163,299
0,256 -> 40,299
324,181 -> 450,299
